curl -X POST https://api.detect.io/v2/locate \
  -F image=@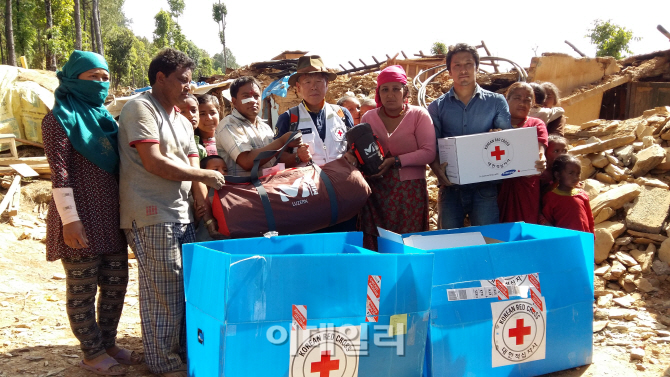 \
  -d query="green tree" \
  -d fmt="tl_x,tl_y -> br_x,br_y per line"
167,0 -> 184,23
197,54 -> 213,79
152,8 -> 186,50
212,1 -> 227,70
153,9 -> 172,49
430,41 -> 447,56
13,0 -> 38,64
105,26 -> 136,88
586,19 -> 640,60
130,36 -> 154,87
99,0 -> 127,33
212,48 -> 238,72
5,0 -> 17,65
